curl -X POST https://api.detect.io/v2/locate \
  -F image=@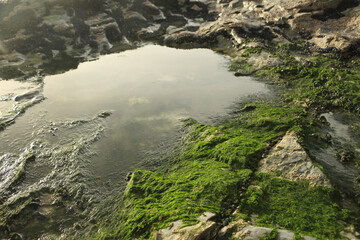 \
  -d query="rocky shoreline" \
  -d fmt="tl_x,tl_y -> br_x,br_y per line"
1,0 -> 359,77
1,0 -> 360,239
